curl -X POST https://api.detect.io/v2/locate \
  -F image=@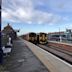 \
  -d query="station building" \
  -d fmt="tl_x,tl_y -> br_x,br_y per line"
2,23 -> 17,40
